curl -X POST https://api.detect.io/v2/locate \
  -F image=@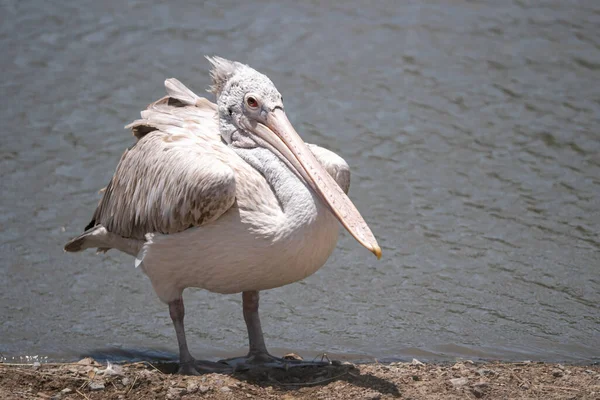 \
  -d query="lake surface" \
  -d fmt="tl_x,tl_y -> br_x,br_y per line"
1,0 -> 599,364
